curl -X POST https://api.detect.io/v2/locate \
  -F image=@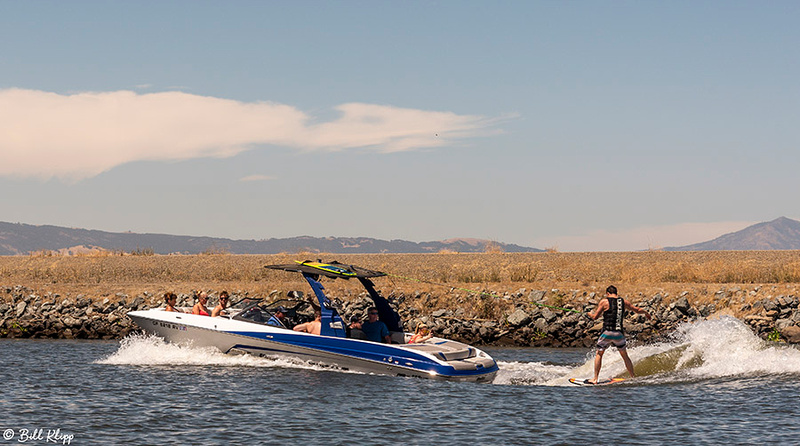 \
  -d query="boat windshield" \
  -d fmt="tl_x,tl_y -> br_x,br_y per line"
227,298 -> 263,314
231,298 -> 316,330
